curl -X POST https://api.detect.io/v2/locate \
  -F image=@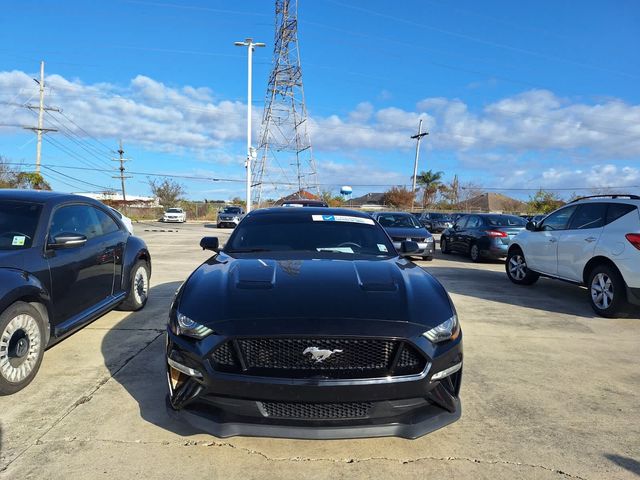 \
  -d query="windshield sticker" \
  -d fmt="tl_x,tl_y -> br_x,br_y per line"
317,247 -> 354,254
12,235 -> 26,246
377,244 -> 388,253
312,215 -> 375,225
